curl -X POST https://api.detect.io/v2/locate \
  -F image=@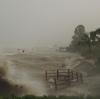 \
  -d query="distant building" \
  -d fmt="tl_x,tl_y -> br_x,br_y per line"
59,47 -> 67,52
